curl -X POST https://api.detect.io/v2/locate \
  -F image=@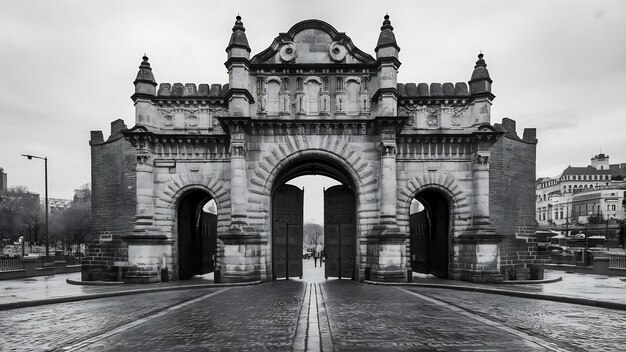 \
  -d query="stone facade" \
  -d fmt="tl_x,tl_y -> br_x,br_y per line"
86,16 -> 539,283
